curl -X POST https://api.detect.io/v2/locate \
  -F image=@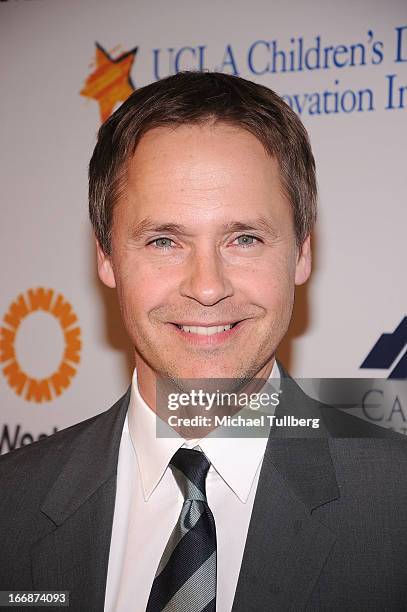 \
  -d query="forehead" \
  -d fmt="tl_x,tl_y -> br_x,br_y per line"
116,122 -> 290,226
130,122 -> 279,185
132,121 -> 268,163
